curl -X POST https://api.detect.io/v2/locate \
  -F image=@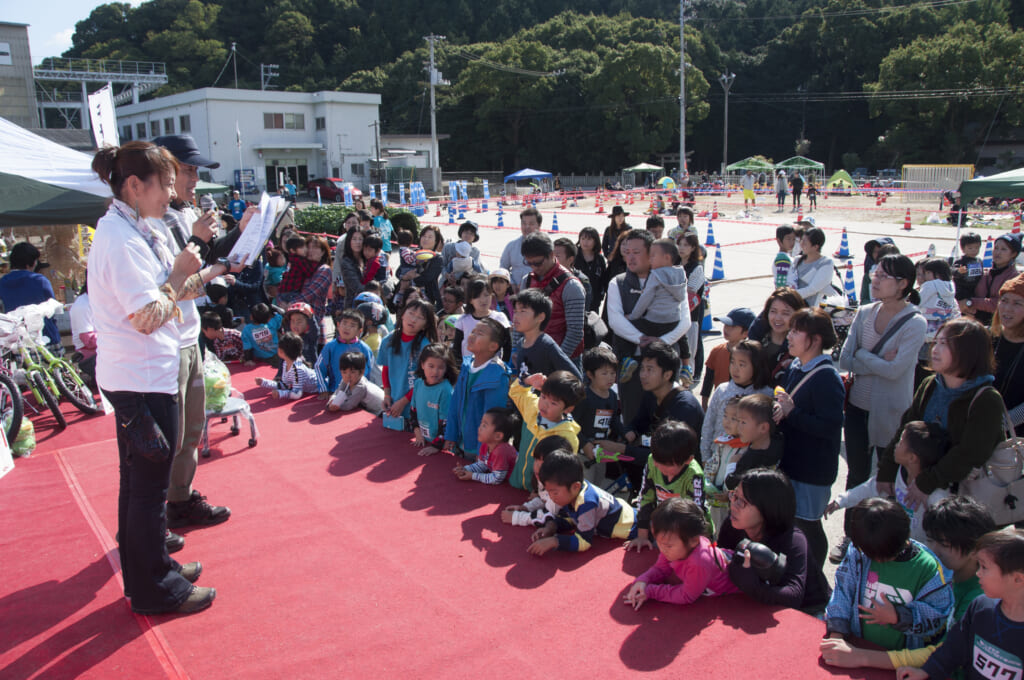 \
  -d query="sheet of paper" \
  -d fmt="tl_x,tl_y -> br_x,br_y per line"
226,193 -> 286,266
